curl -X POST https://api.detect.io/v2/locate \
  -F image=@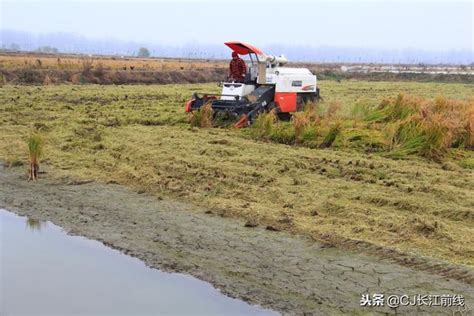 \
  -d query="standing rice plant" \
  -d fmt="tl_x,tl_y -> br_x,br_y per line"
464,123 -> 473,148
326,100 -> 342,118
303,101 -> 320,123
371,94 -> 474,160
350,101 -> 376,120
389,113 -> 453,160
465,114 -> 473,149
251,109 -> 277,139
419,115 -> 450,160
369,94 -> 422,122
189,103 -> 213,128
319,122 -> 342,148
383,122 -> 399,151
433,95 -> 451,113
27,134 -> 44,181
269,122 -> 296,144
289,101 -> 322,145
386,94 -> 423,121
292,111 -> 310,143
300,126 -> 319,147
